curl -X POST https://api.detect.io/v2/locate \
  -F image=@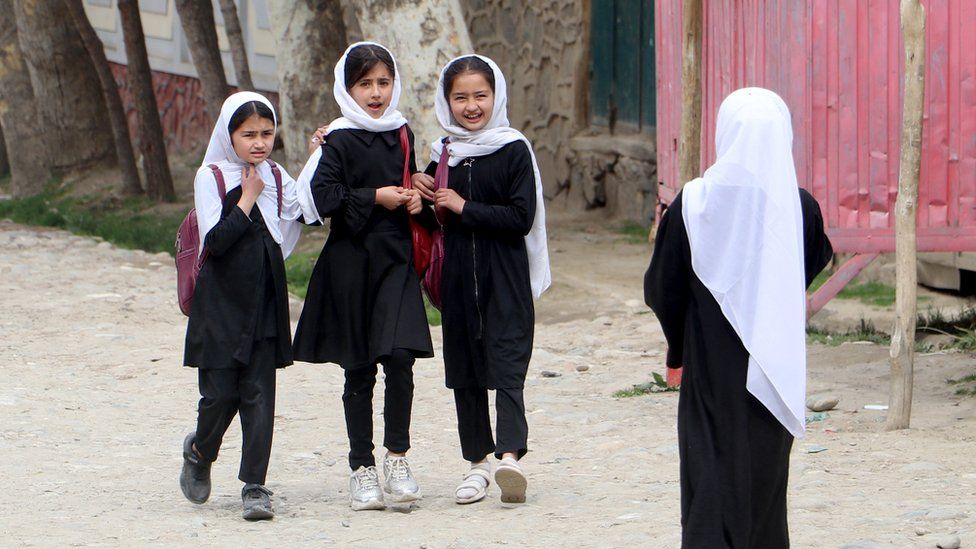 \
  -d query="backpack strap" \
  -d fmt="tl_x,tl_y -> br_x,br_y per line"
207,164 -> 227,201
266,159 -> 283,217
